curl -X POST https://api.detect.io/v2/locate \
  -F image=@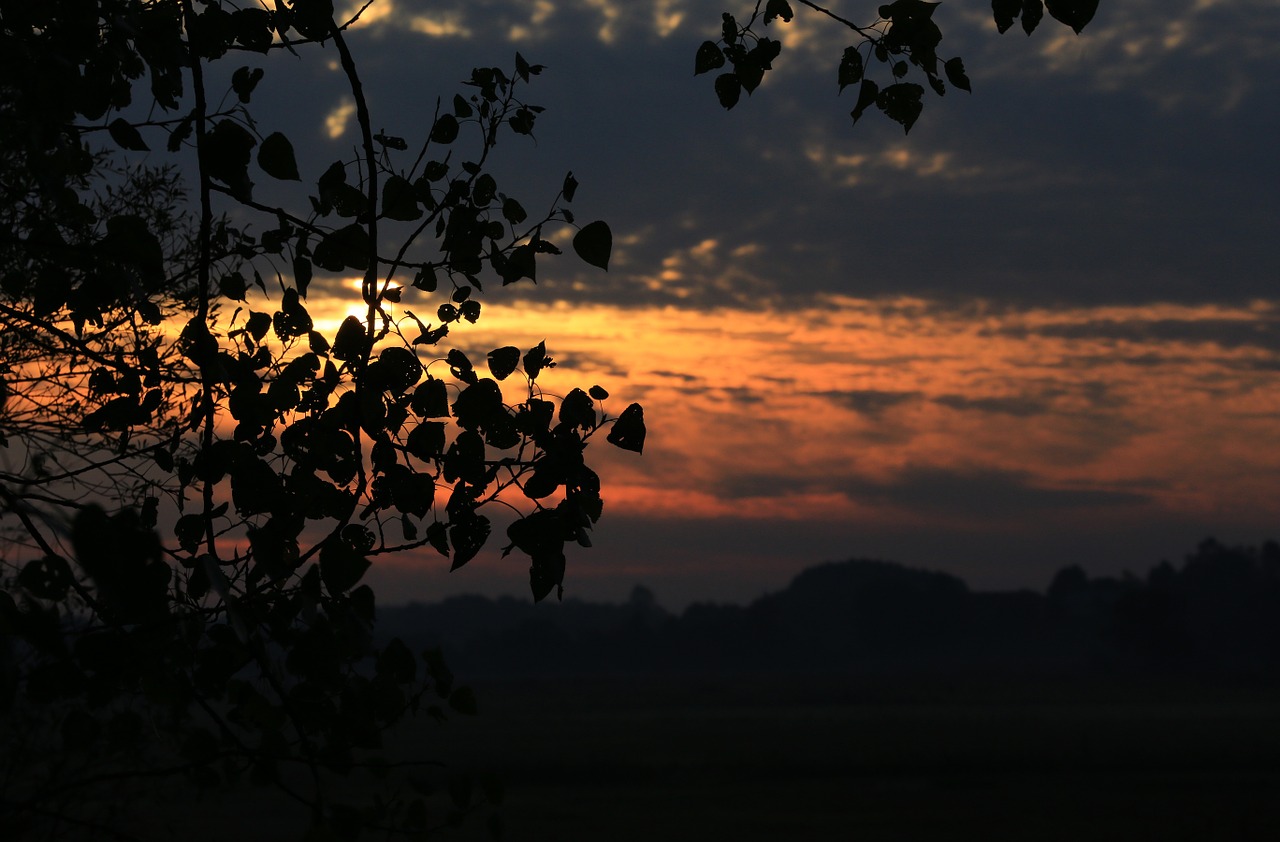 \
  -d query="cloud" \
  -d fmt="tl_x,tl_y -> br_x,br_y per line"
408,12 -> 472,38
815,389 -> 922,417
841,466 -> 1151,519
933,393 -> 1051,417
803,143 -> 989,188
324,99 -> 356,139
994,315 -> 1280,353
